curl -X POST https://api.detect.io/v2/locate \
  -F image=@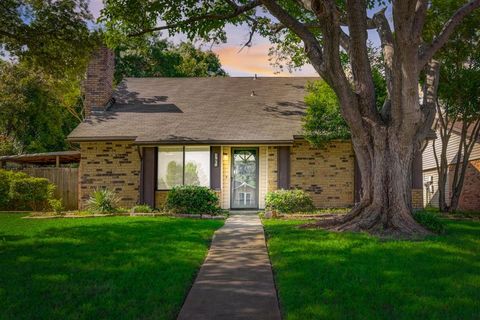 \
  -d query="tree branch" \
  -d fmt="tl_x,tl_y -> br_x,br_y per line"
339,29 -> 350,51
373,8 -> 394,115
308,0 -> 371,142
260,0 -> 325,72
345,0 -> 377,120
271,19 -> 350,52
238,17 -> 258,52
413,0 -> 429,39
127,0 -> 261,37
418,60 -> 440,142
418,0 -> 480,67
271,21 -> 320,33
